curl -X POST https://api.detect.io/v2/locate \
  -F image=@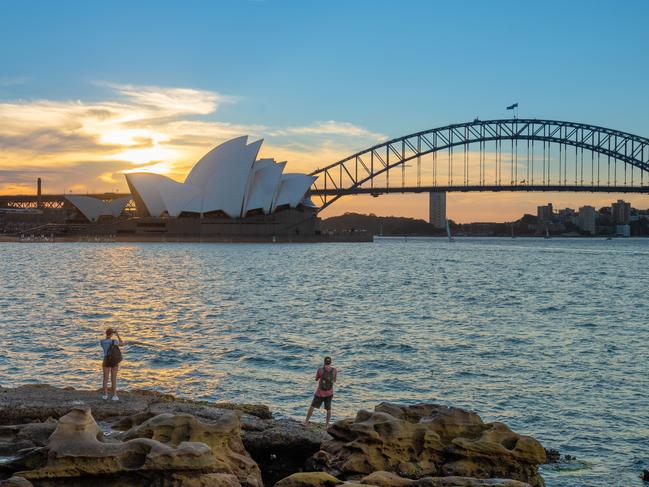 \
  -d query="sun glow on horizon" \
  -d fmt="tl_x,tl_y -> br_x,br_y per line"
112,145 -> 179,168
